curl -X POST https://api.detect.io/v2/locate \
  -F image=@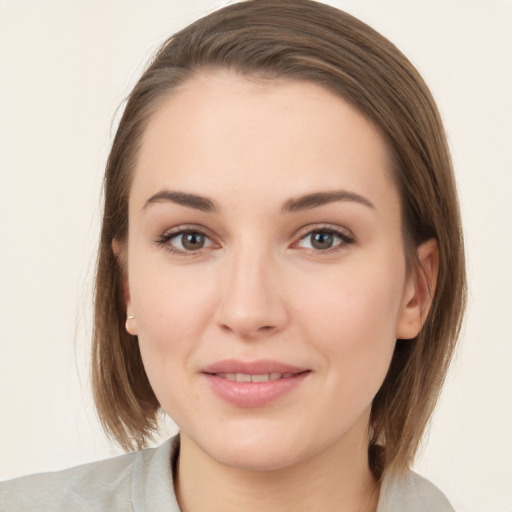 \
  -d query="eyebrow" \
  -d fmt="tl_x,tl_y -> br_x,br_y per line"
281,190 -> 375,213
143,189 -> 375,214
144,190 -> 216,212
